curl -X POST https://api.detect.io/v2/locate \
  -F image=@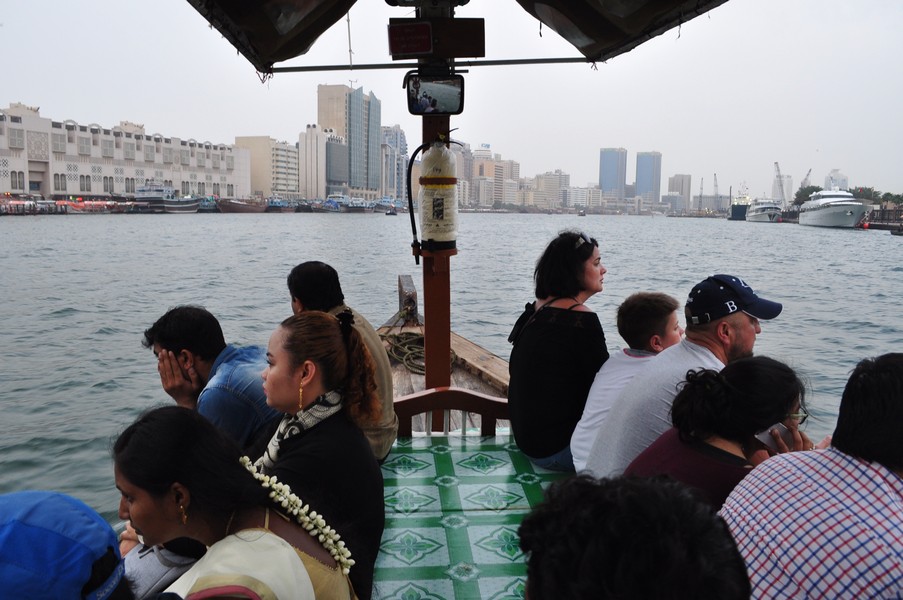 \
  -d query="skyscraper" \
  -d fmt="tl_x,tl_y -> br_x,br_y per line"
668,174 -> 692,207
636,151 -> 662,203
317,84 -> 382,200
599,148 -> 627,201
381,125 -> 408,200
